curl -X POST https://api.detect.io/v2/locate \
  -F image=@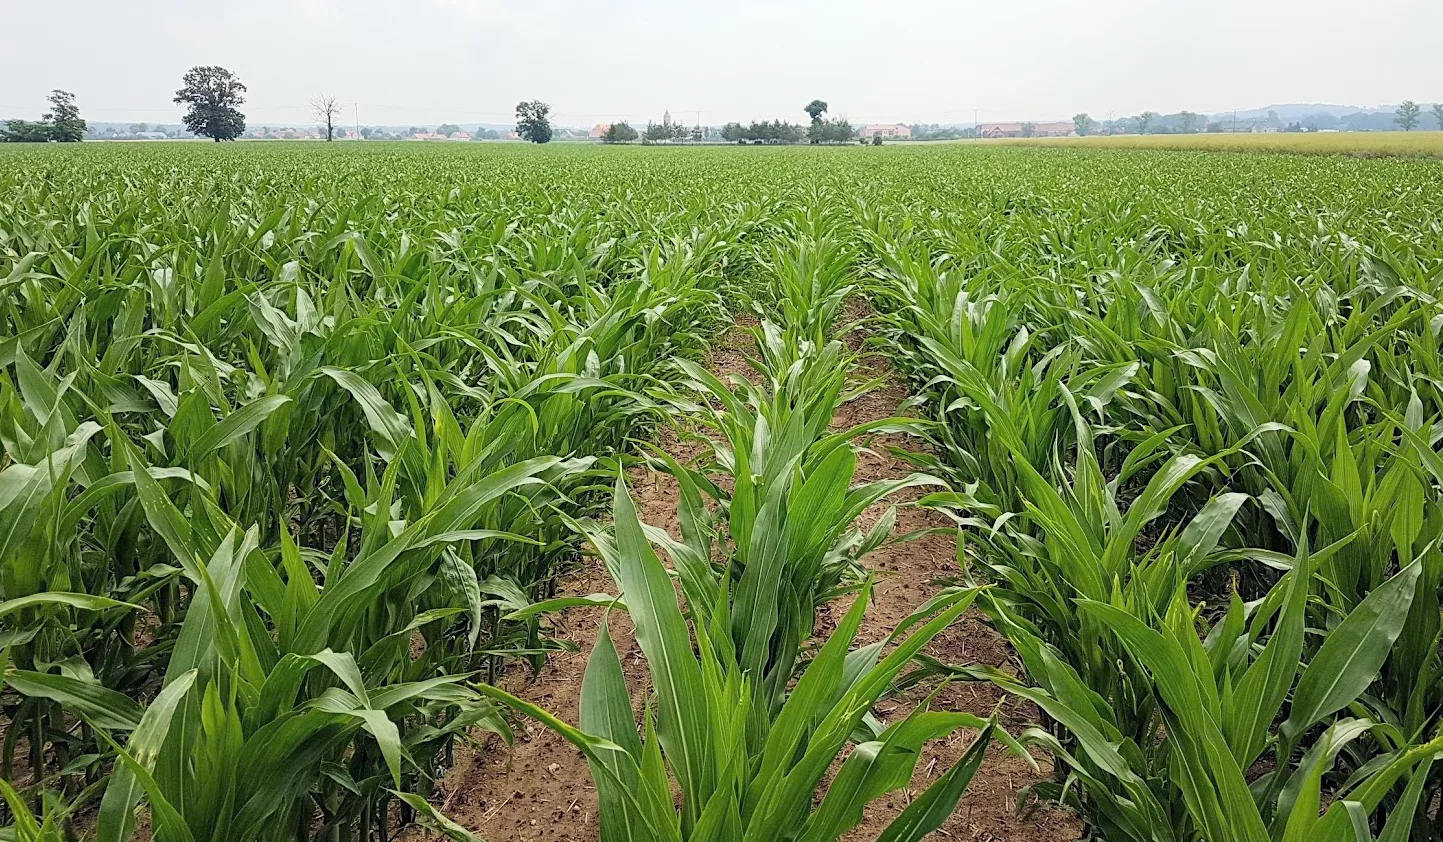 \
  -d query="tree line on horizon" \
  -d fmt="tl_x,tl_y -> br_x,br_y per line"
9,72 -> 1443,144
4,66 -> 249,143
600,100 -> 861,145
1067,100 -> 1443,137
